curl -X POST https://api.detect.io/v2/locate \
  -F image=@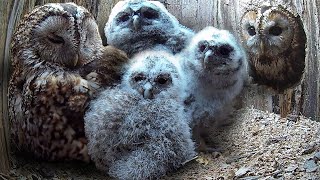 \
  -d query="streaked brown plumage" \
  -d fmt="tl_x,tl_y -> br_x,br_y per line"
240,5 -> 306,93
9,3 -> 128,162
79,46 -> 128,87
